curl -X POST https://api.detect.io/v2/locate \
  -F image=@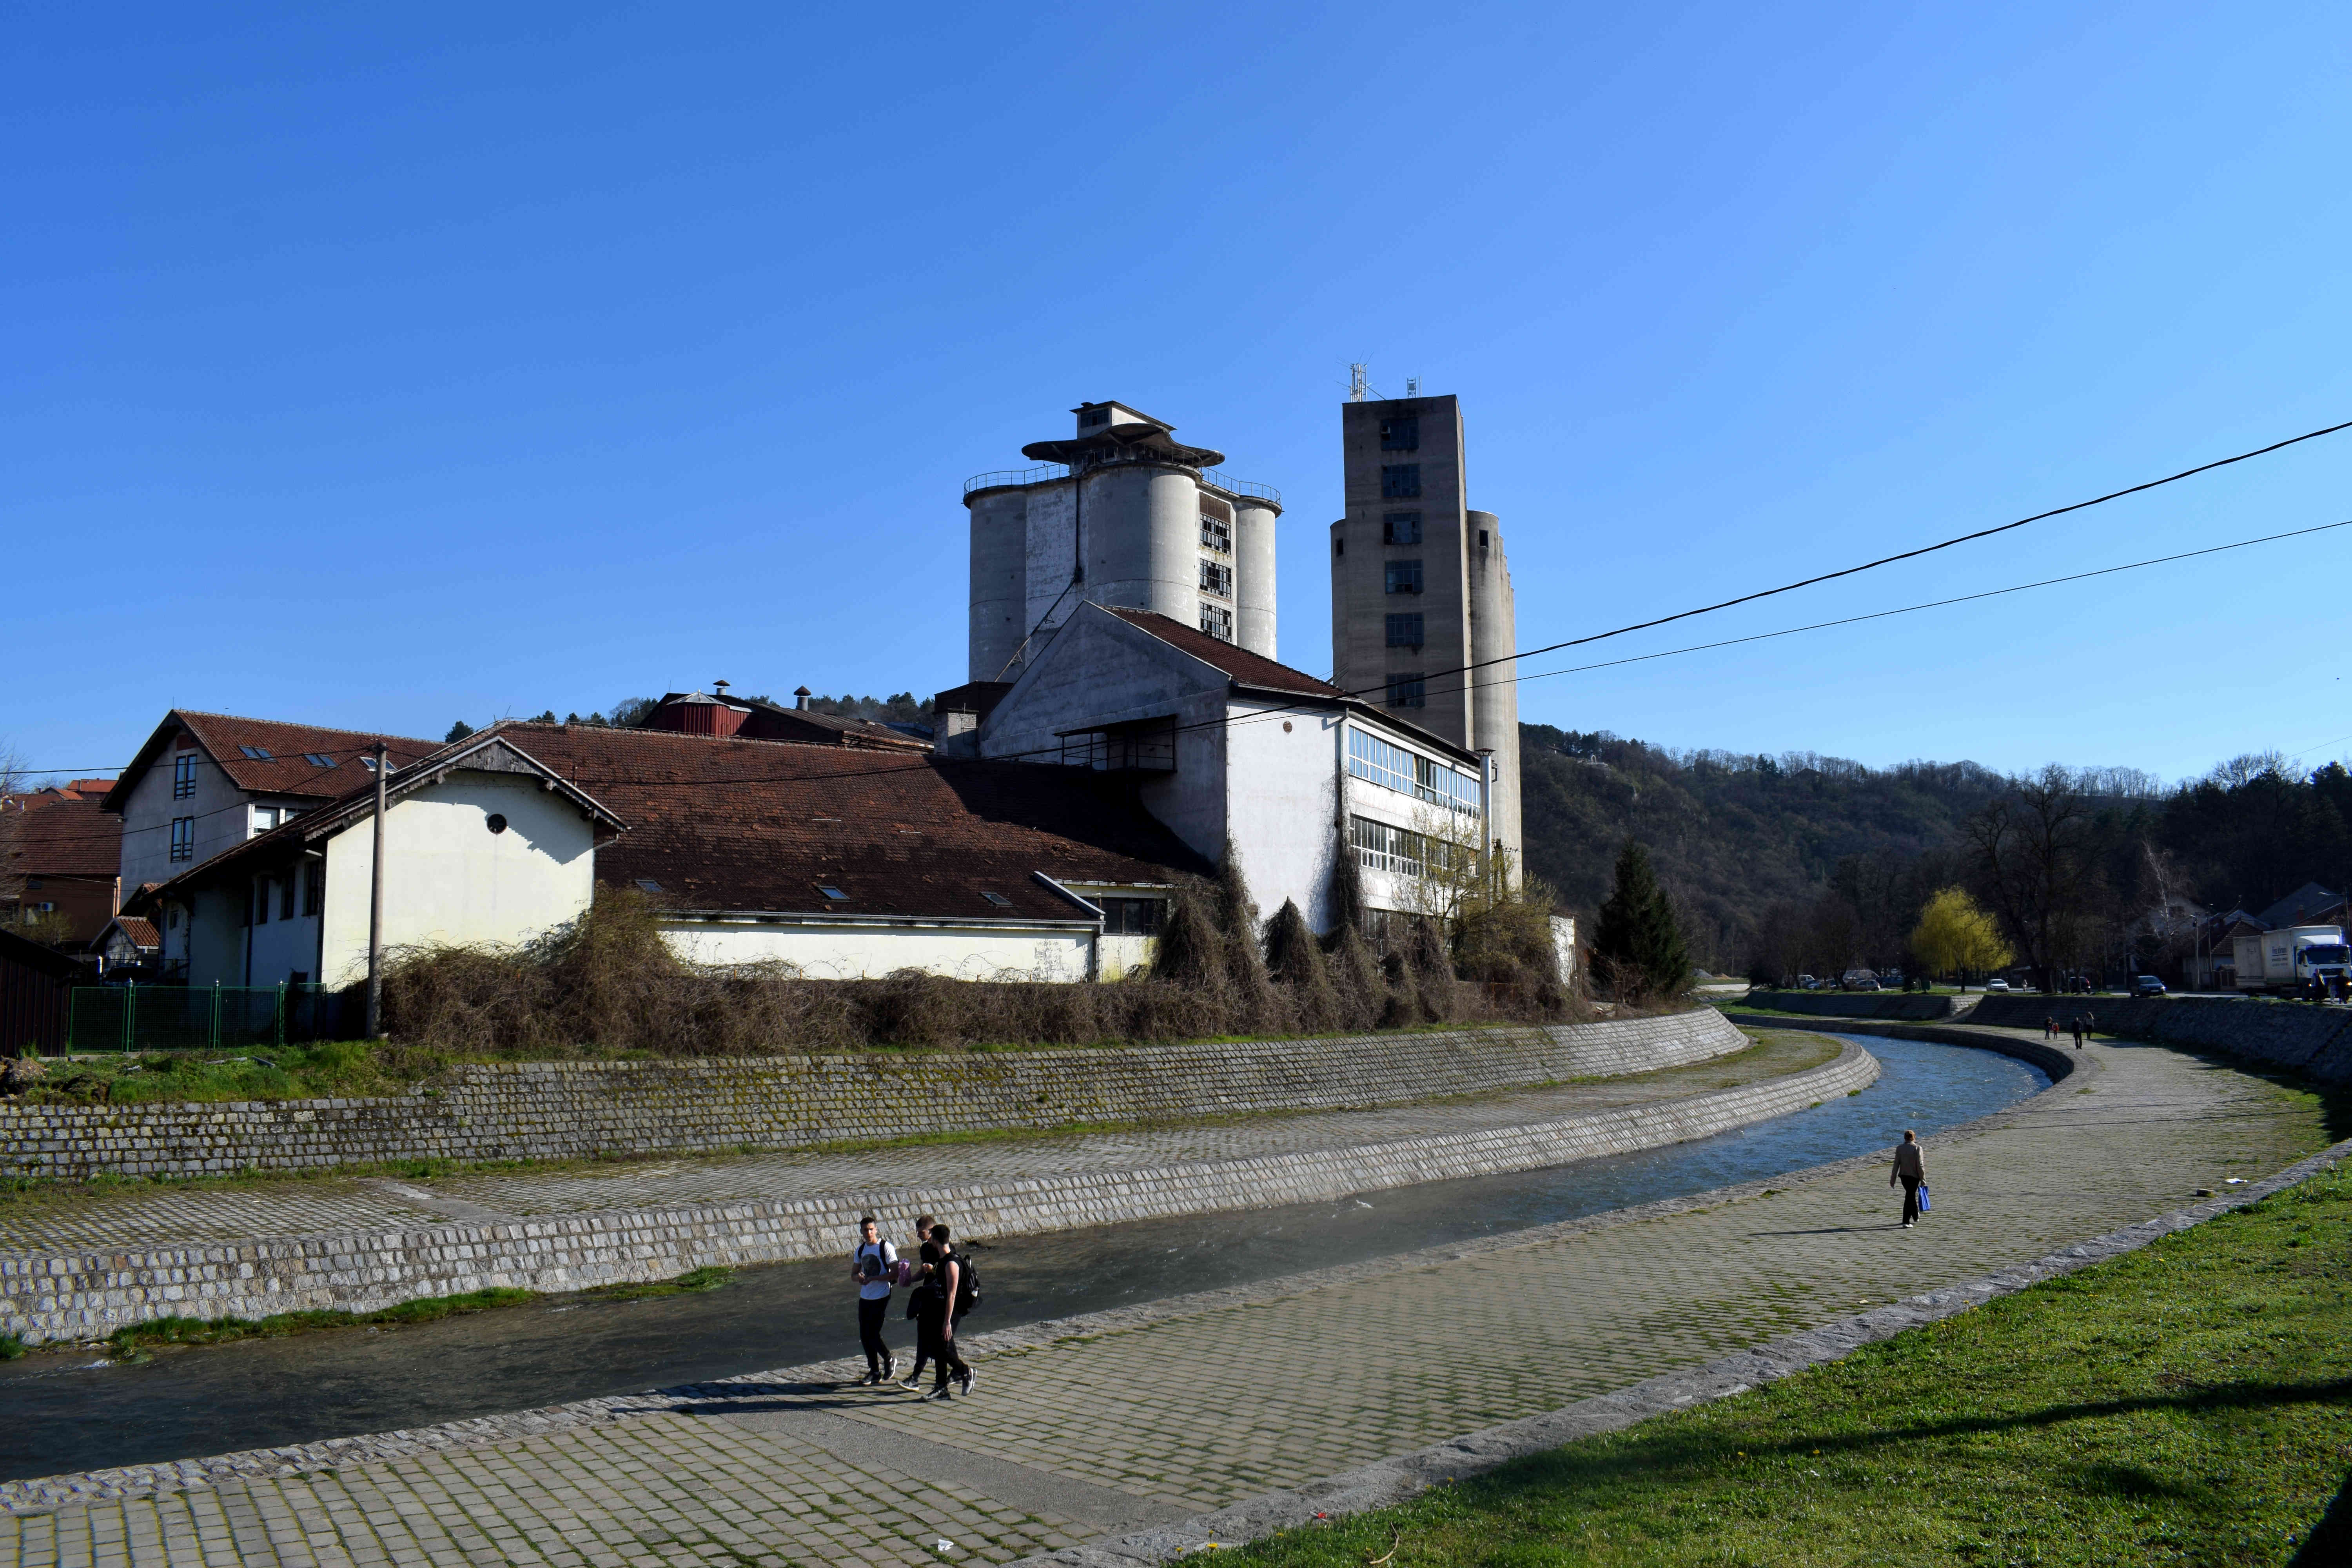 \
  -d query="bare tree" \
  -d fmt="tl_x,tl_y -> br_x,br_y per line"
1967,764 -> 2098,989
